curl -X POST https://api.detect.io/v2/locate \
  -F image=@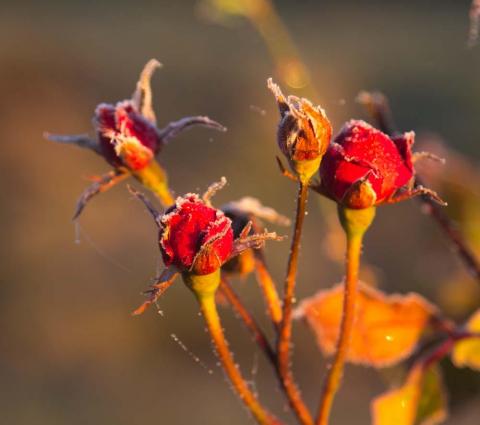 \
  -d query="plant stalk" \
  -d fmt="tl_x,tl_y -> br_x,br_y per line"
219,276 -> 276,364
198,290 -> 281,425
316,206 -> 375,425
254,253 -> 283,327
276,181 -> 314,425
